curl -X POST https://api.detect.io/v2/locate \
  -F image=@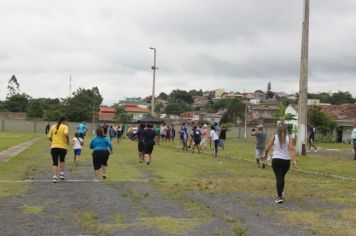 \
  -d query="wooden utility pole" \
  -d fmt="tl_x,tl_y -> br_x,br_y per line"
150,47 -> 157,116
297,0 -> 310,155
